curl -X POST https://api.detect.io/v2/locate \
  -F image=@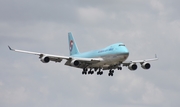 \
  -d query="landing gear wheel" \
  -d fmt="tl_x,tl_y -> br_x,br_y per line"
108,70 -> 114,76
108,73 -> 113,76
91,71 -> 94,74
108,73 -> 111,76
97,71 -> 103,75
97,71 -> 100,75
88,71 -> 91,74
82,71 -> 87,75
118,67 -> 122,70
